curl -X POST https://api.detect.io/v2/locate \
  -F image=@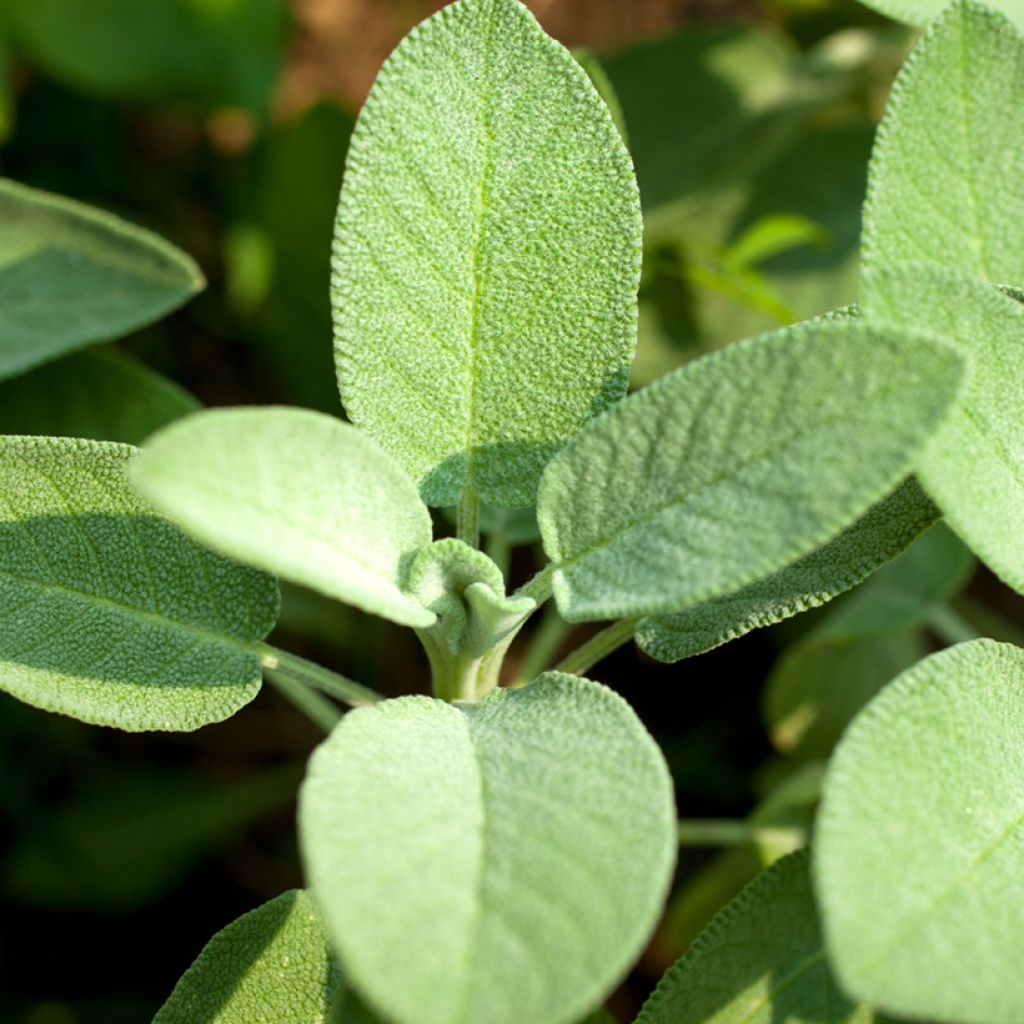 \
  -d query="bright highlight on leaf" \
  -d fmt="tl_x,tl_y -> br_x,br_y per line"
861,1 -> 1024,281
538,321 -> 964,623
0,177 -> 204,382
131,407 -> 436,628
815,639 -> 1024,1024
299,673 -> 676,1024
153,890 -> 344,1023
0,437 -> 278,731
332,0 -> 641,508
636,851 -> 871,1024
